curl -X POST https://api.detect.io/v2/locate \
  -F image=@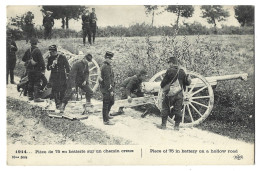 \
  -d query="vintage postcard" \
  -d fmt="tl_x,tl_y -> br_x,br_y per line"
5,4 -> 255,166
